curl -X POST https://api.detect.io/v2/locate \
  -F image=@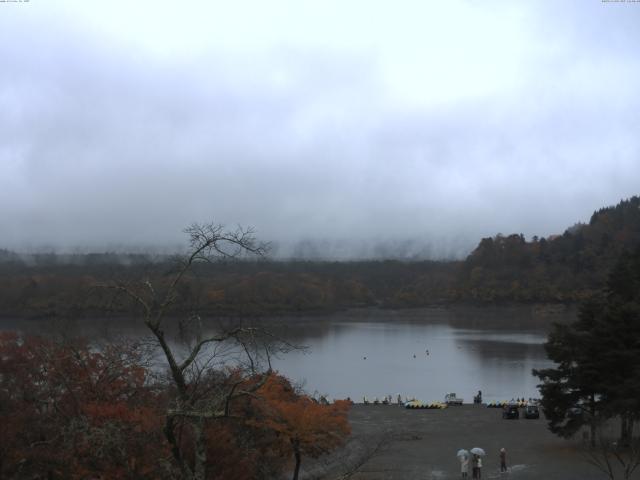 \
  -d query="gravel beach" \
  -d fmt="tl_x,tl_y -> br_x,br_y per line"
335,404 -> 632,480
